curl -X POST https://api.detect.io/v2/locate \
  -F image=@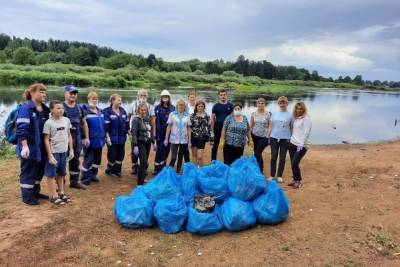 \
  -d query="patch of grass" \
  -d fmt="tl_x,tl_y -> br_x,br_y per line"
0,140 -> 16,159
280,244 -> 290,252
366,230 -> 398,256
